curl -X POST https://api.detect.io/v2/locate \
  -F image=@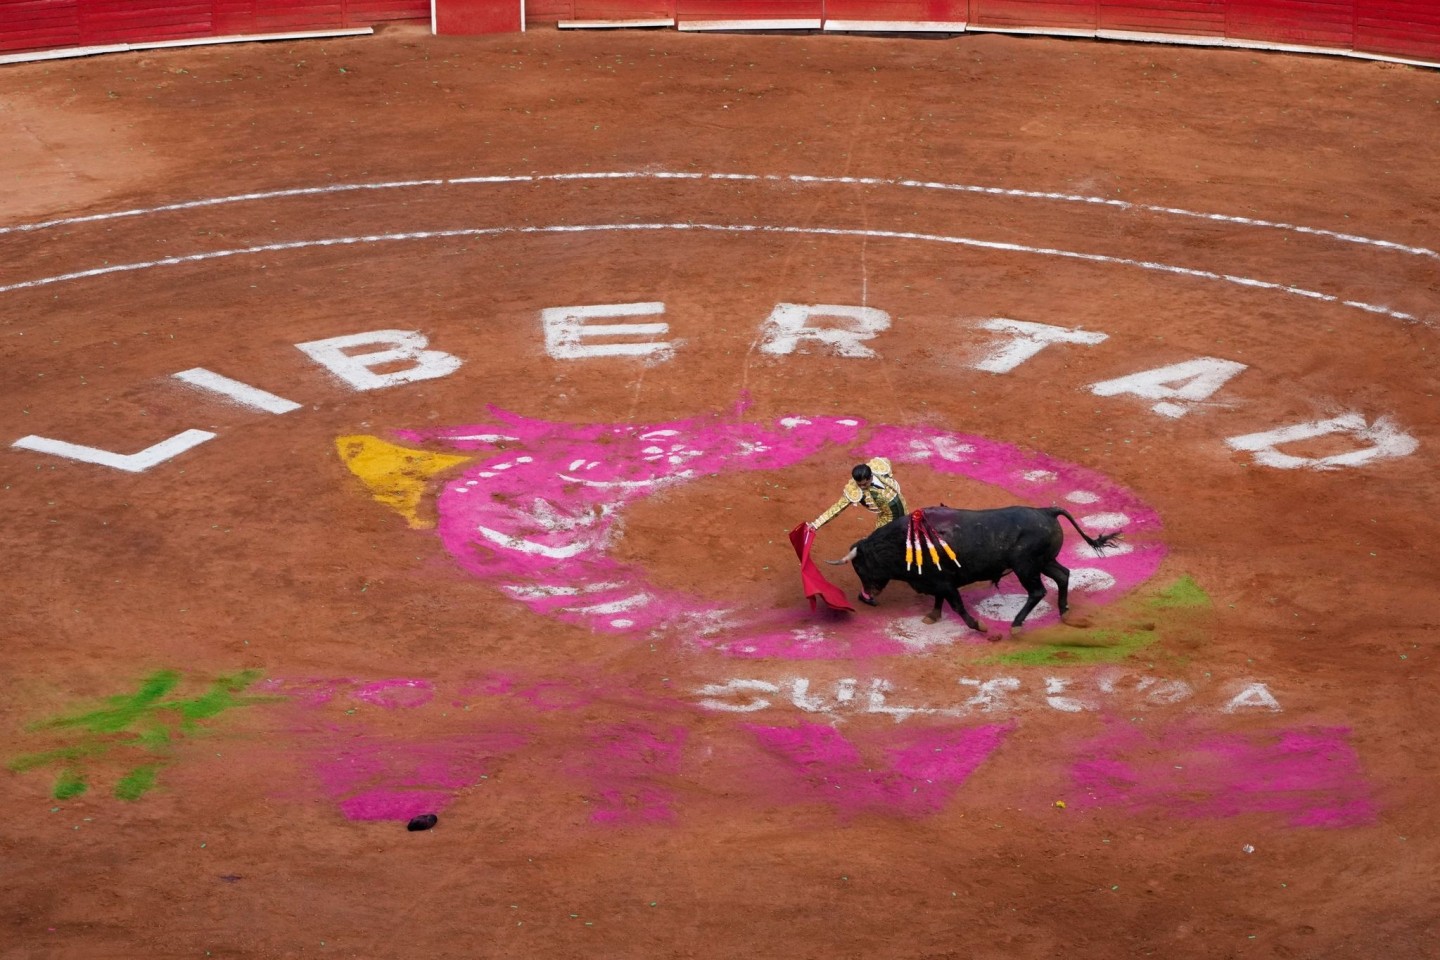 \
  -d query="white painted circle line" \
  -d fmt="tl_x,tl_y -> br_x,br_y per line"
0,221 -> 1423,324
0,170 -> 1432,261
